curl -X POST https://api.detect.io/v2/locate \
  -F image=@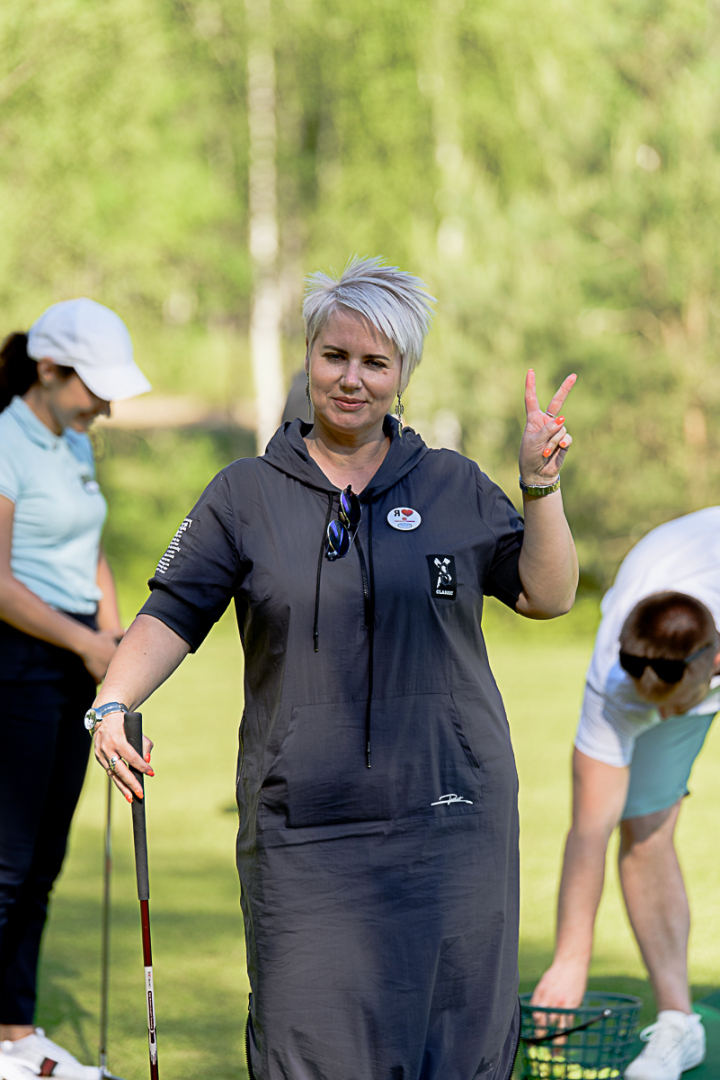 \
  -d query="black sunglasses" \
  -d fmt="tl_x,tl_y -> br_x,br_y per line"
326,486 -> 362,561
619,642 -> 713,685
